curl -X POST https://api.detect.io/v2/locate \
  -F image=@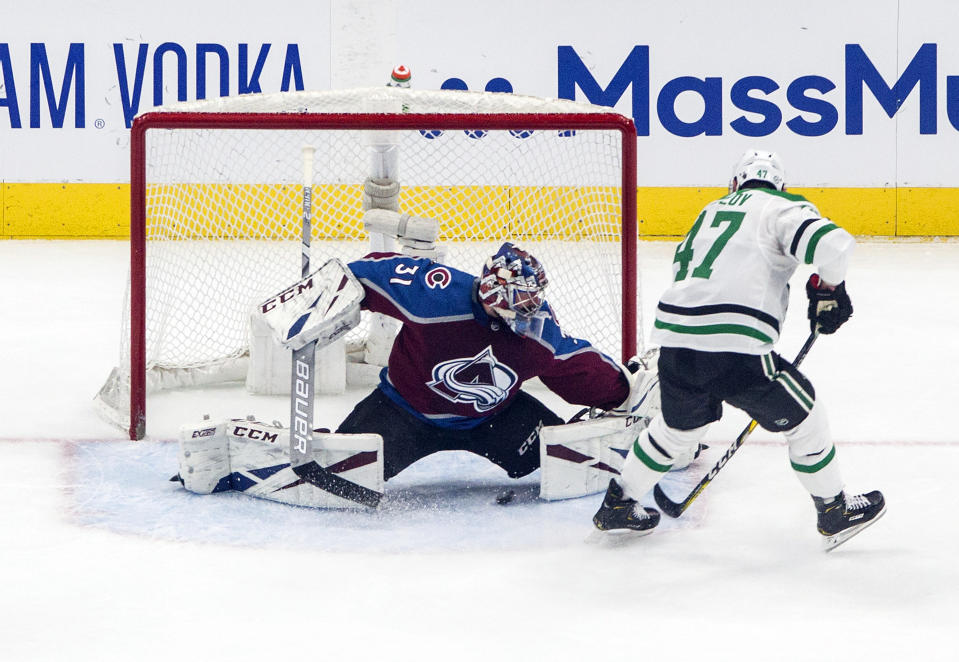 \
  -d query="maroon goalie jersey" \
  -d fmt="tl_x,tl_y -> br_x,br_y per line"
348,253 -> 630,429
